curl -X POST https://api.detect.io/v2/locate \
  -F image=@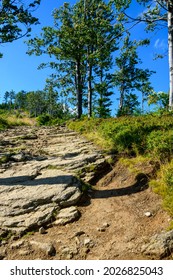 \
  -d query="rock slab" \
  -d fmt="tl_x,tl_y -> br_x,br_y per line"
141,229 -> 173,258
0,168 -> 82,234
